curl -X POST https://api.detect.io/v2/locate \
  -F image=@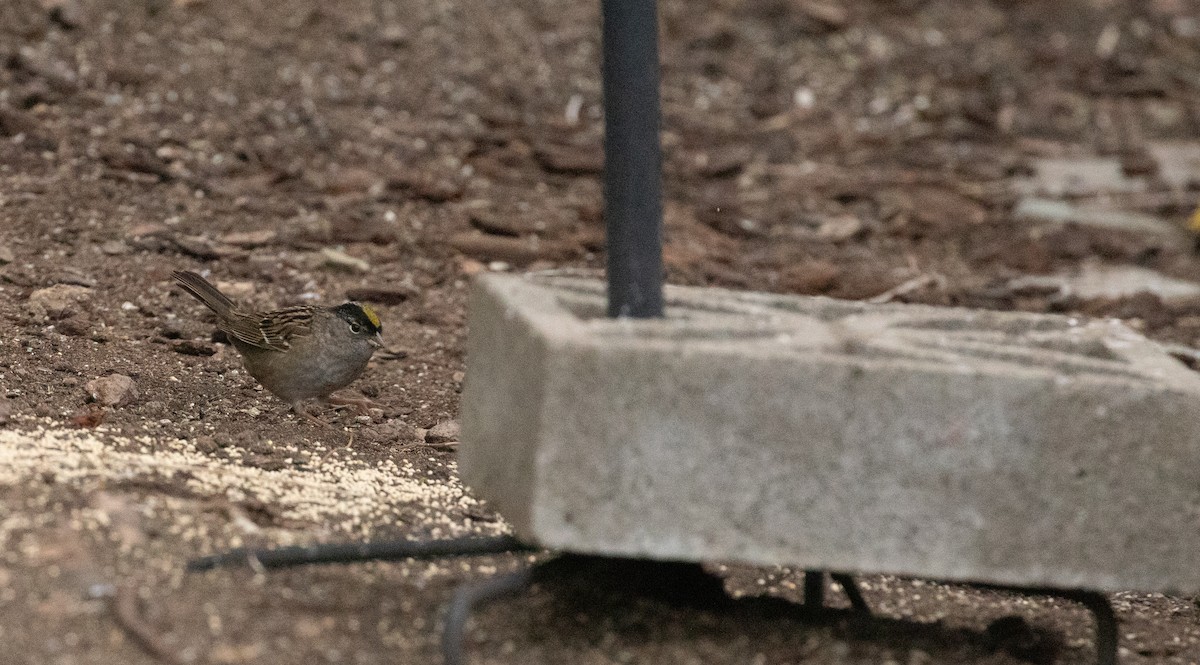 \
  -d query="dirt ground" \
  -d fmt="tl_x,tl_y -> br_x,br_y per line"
4,0 -> 1200,663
